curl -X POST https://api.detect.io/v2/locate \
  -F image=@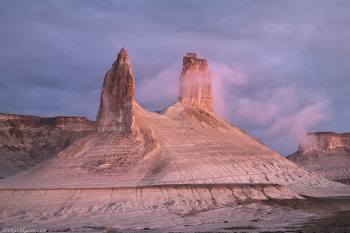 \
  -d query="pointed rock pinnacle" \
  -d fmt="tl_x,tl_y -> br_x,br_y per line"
94,47 -> 137,137
178,53 -> 213,112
